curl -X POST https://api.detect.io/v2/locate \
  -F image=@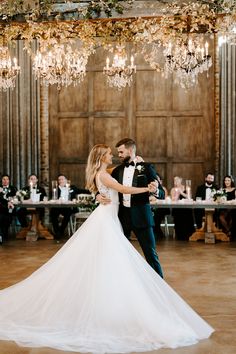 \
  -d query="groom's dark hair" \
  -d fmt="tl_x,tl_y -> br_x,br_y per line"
115,138 -> 136,149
